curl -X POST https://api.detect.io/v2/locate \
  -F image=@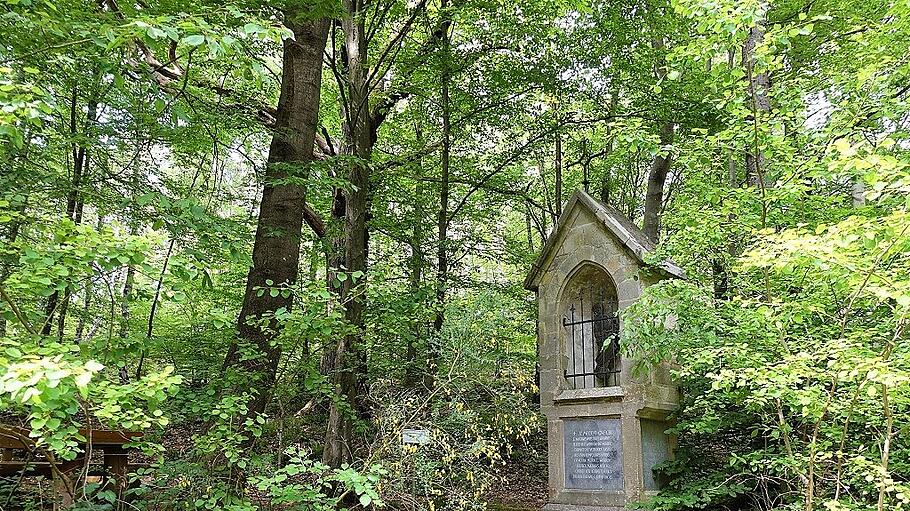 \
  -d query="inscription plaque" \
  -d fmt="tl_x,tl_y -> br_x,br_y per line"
563,417 -> 623,490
